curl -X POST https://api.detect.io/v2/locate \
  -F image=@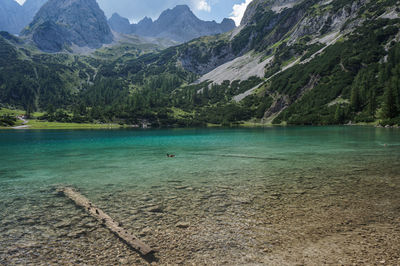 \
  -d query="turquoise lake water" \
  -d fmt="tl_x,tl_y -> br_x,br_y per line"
1,127 -> 400,264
